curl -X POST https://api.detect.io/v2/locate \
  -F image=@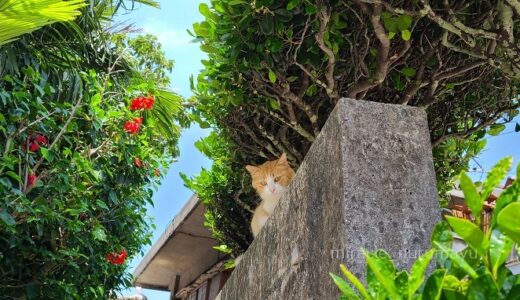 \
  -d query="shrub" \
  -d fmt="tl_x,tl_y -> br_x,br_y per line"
0,1 -> 183,297
188,0 -> 520,254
